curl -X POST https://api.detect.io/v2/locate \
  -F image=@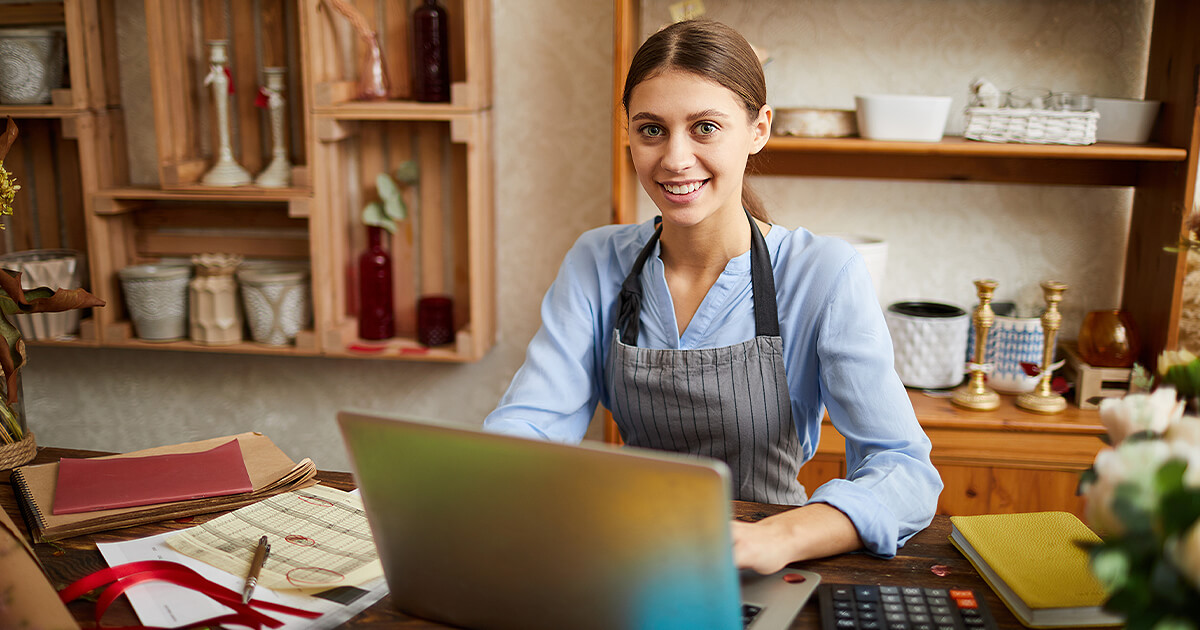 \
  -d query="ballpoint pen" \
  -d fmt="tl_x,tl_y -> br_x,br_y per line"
242,535 -> 270,604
